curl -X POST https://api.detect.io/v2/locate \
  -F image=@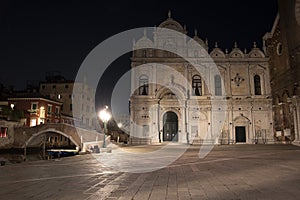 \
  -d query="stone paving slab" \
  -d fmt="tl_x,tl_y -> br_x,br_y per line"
104,144 -> 300,200
0,144 -> 300,199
